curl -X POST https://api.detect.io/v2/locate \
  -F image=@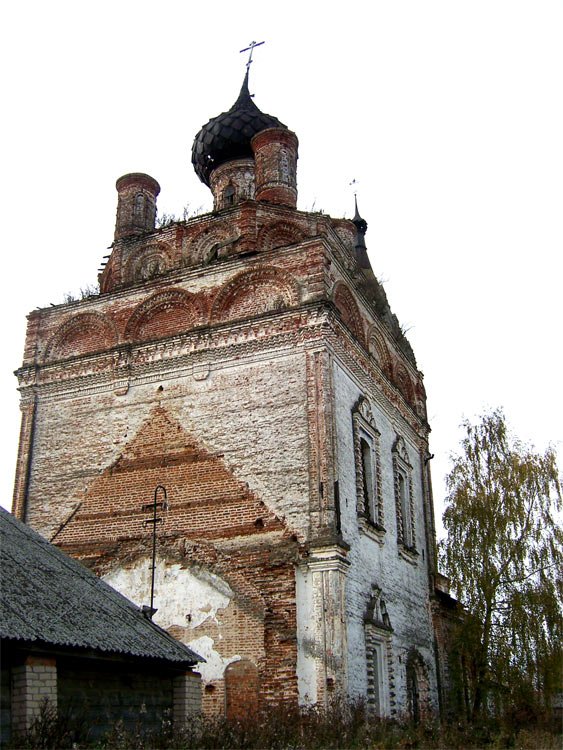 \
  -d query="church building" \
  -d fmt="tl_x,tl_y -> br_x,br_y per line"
13,64 -> 446,720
